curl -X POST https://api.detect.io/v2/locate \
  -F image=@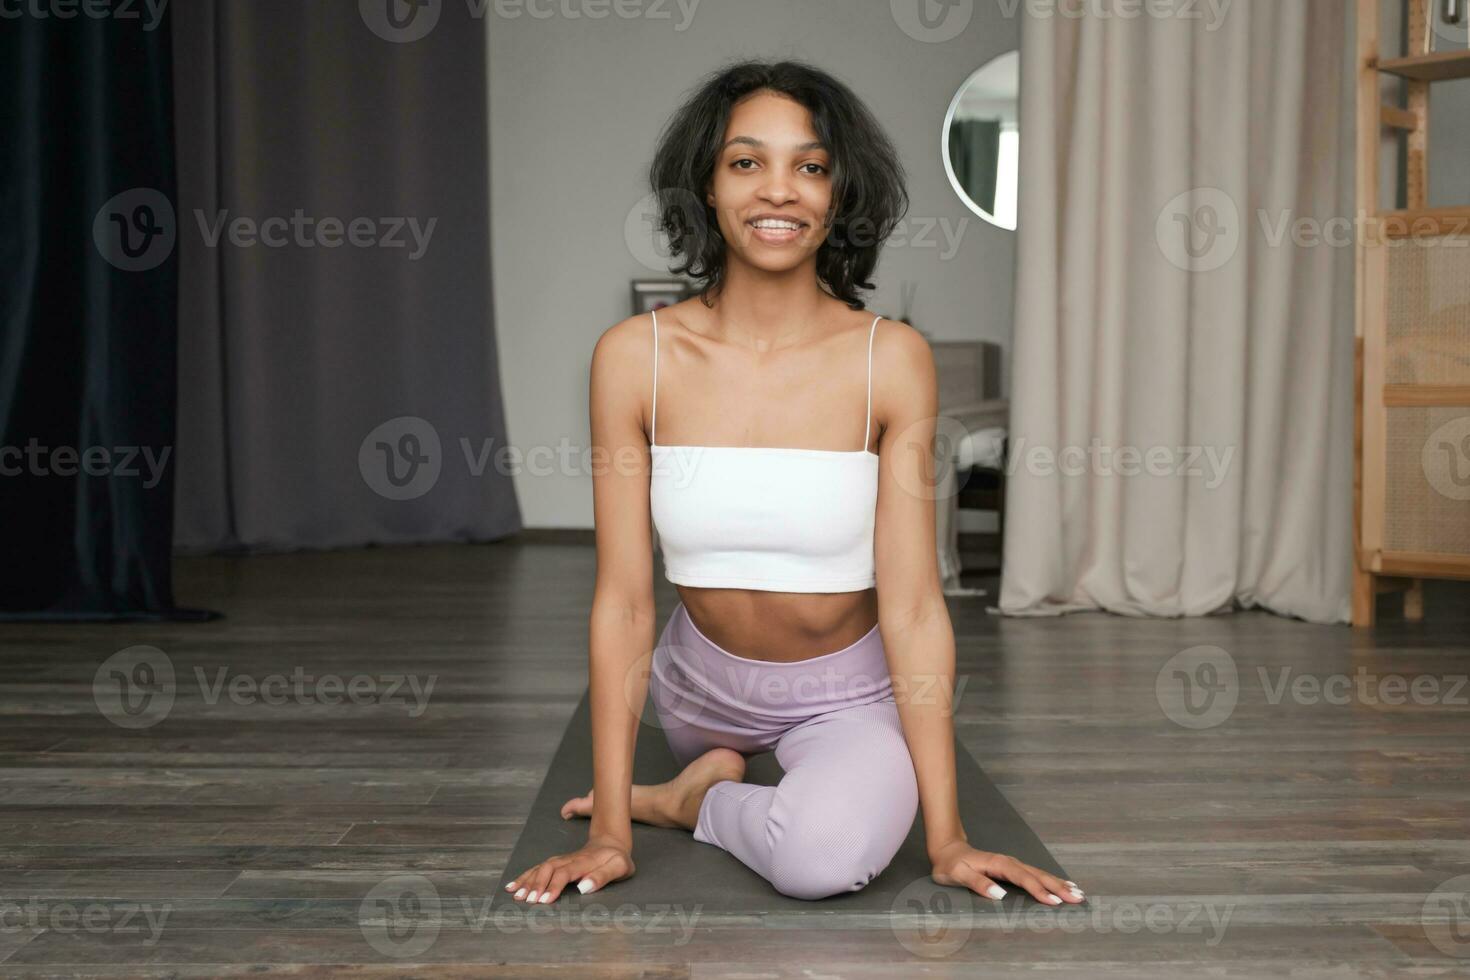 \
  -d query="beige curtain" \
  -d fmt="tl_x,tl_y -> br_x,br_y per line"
998,0 -> 1355,624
